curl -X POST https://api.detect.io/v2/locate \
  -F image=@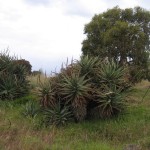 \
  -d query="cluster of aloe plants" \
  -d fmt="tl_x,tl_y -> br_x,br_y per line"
35,56 -> 131,126
0,51 -> 30,100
